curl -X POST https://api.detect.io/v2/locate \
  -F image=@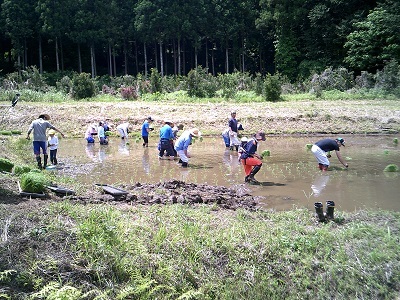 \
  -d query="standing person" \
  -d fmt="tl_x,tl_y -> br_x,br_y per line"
47,129 -> 59,165
141,116 -> 153,147
311,138 -> 348,171
26,114 -> 65,169
158,120 -> 175,160
240,132 -> 266,183
228,111 -> 239,151
117,122 -> 130,140
172,123 -> 184,156
174,128 -> 201,167
98,121 -> 108,145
